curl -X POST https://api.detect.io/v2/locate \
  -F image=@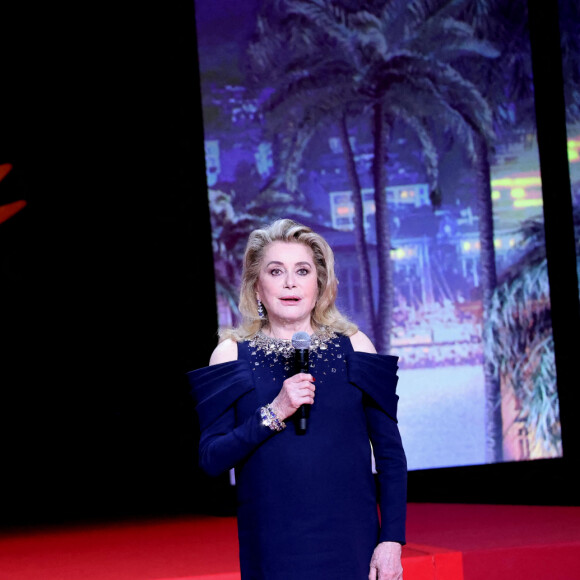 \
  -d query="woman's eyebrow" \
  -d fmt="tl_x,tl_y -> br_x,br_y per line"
265,260 -> 313,267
